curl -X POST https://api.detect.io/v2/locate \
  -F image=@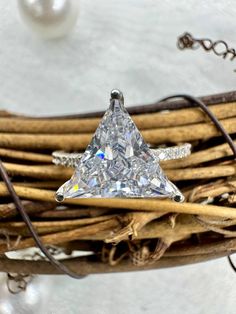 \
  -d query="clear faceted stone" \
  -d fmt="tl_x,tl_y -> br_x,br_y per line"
57,99 -> 183,199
